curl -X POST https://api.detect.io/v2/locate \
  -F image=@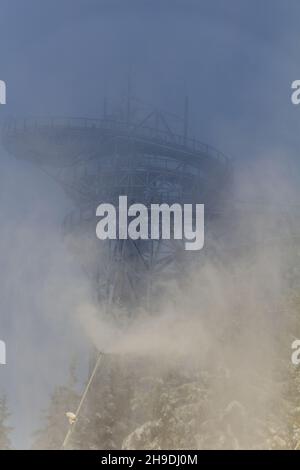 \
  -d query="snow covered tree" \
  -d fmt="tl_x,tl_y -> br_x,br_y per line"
32,360 -> 80,450
70,354 -> 133,450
